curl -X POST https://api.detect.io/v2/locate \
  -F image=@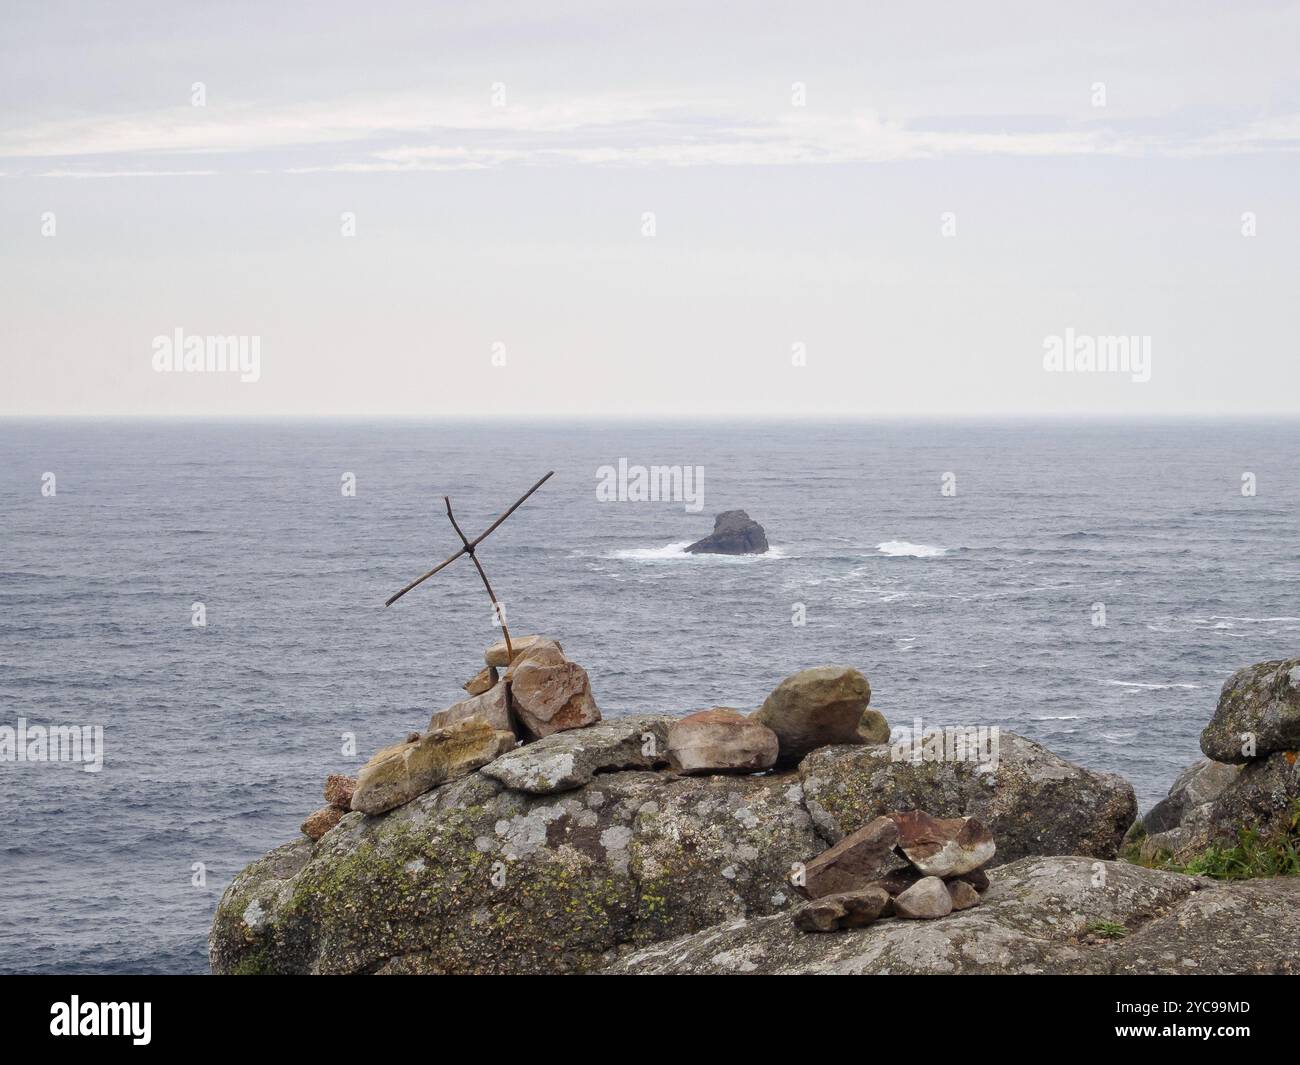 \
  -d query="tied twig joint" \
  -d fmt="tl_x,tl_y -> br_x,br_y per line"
385,472 -> 555,662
